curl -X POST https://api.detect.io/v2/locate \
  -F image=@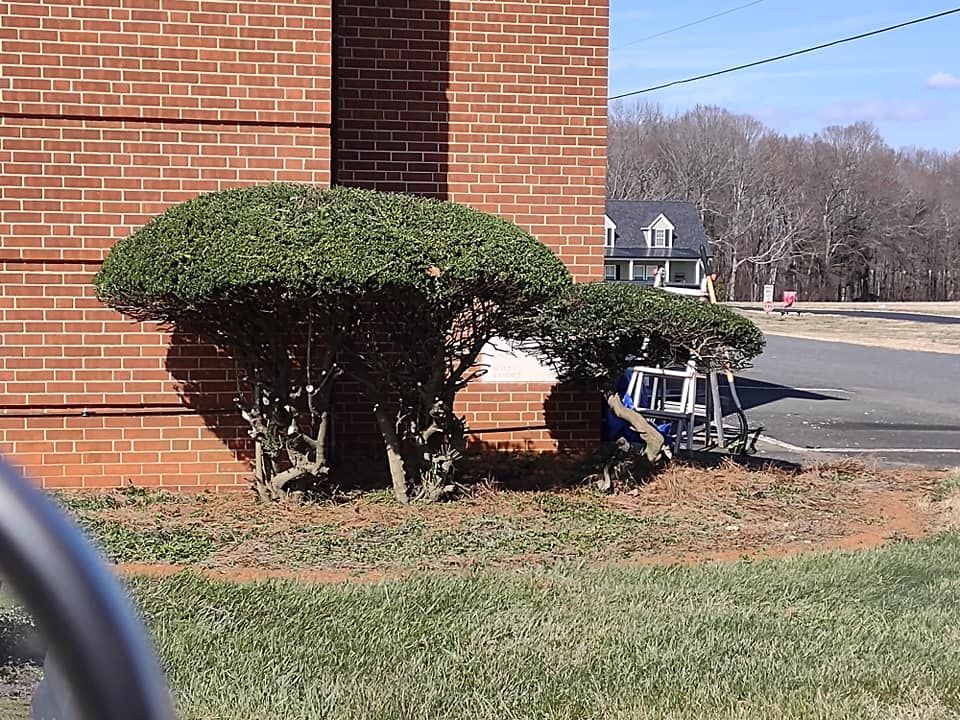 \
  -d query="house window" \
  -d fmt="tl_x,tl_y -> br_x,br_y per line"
653,228 -> 667,247
605,227 -> 614,247
633,264 -> 657,281
604,264 -> 619,280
